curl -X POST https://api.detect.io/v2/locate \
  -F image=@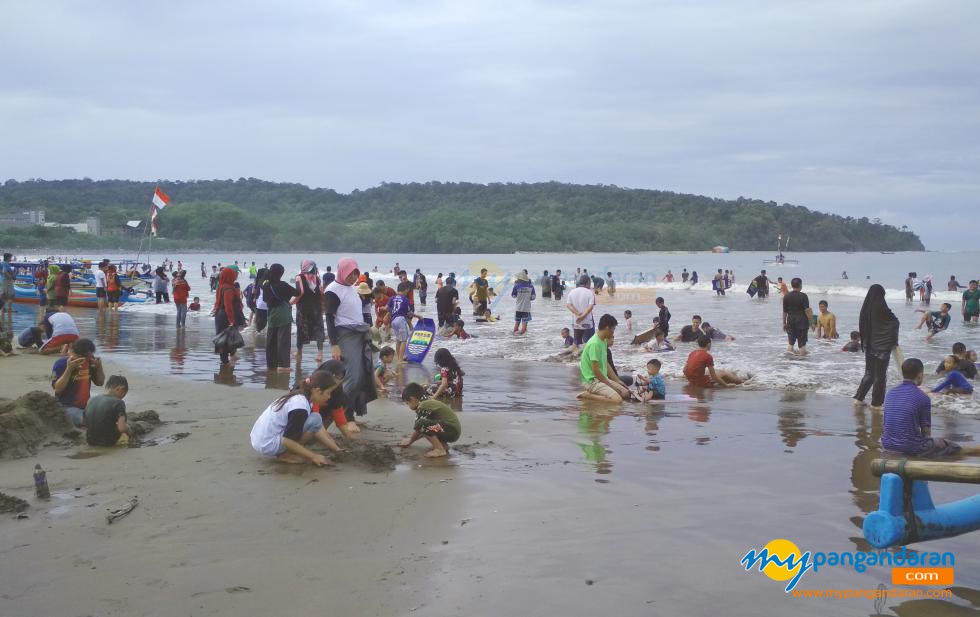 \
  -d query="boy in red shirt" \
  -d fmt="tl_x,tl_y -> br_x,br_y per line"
683,335 -> 745,388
